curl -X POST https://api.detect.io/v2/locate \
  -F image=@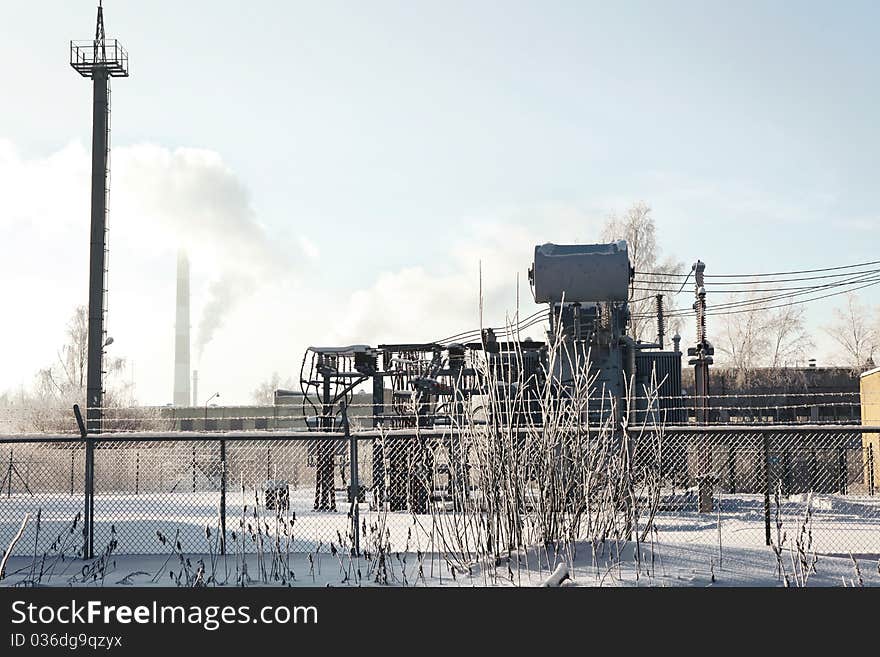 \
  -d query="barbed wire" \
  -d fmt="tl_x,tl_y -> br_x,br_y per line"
3,390 -> 880,417
2,419 -> 879,440
0,403 -> 873,426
